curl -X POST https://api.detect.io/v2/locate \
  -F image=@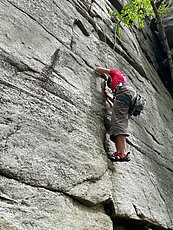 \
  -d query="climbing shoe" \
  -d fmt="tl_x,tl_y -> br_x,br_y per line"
108,152 -> 130,162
